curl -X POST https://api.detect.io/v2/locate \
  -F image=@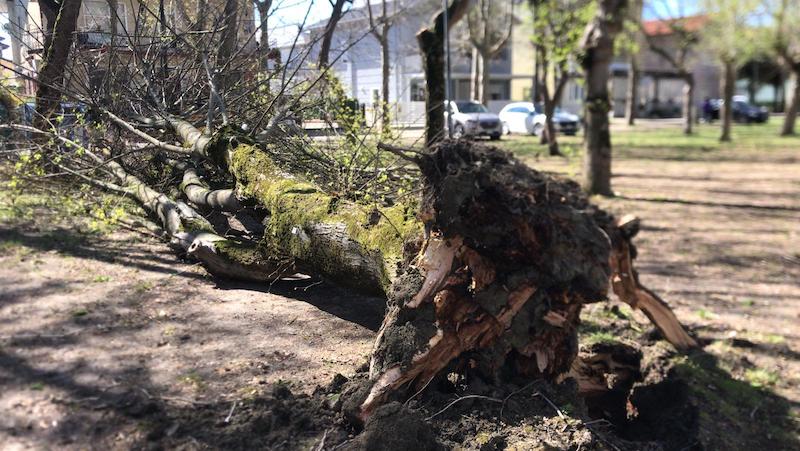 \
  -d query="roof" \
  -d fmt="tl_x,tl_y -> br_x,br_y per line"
642,15 -> 708,36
